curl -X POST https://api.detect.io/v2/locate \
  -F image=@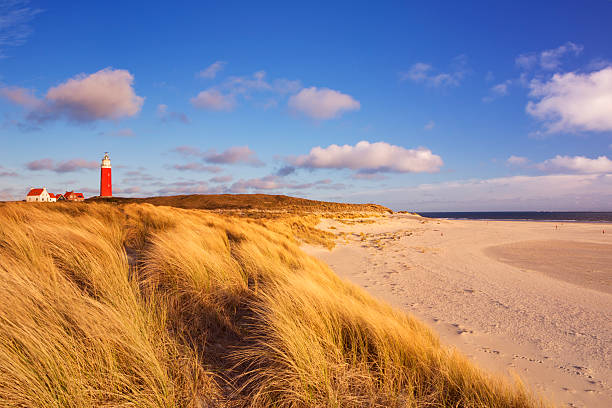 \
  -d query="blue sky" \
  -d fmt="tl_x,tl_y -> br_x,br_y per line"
1,0 -> 612,210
